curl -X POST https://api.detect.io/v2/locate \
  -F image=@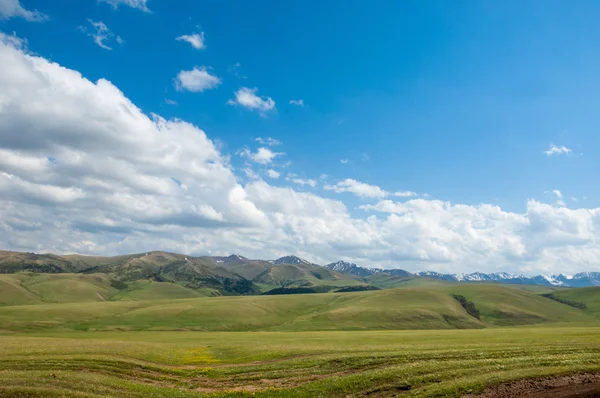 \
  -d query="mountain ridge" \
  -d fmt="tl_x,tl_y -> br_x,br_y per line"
1,250 -> 599,288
